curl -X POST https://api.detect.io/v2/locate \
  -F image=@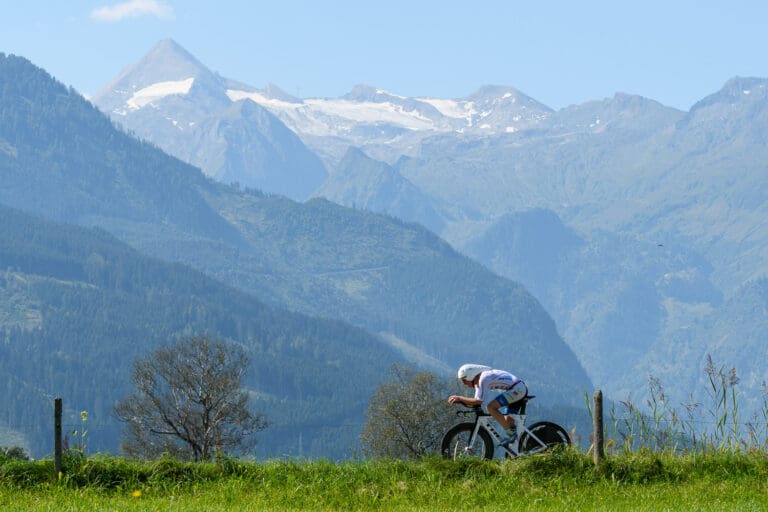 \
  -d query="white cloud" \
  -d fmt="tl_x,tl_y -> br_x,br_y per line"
91,0 -> 175,22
